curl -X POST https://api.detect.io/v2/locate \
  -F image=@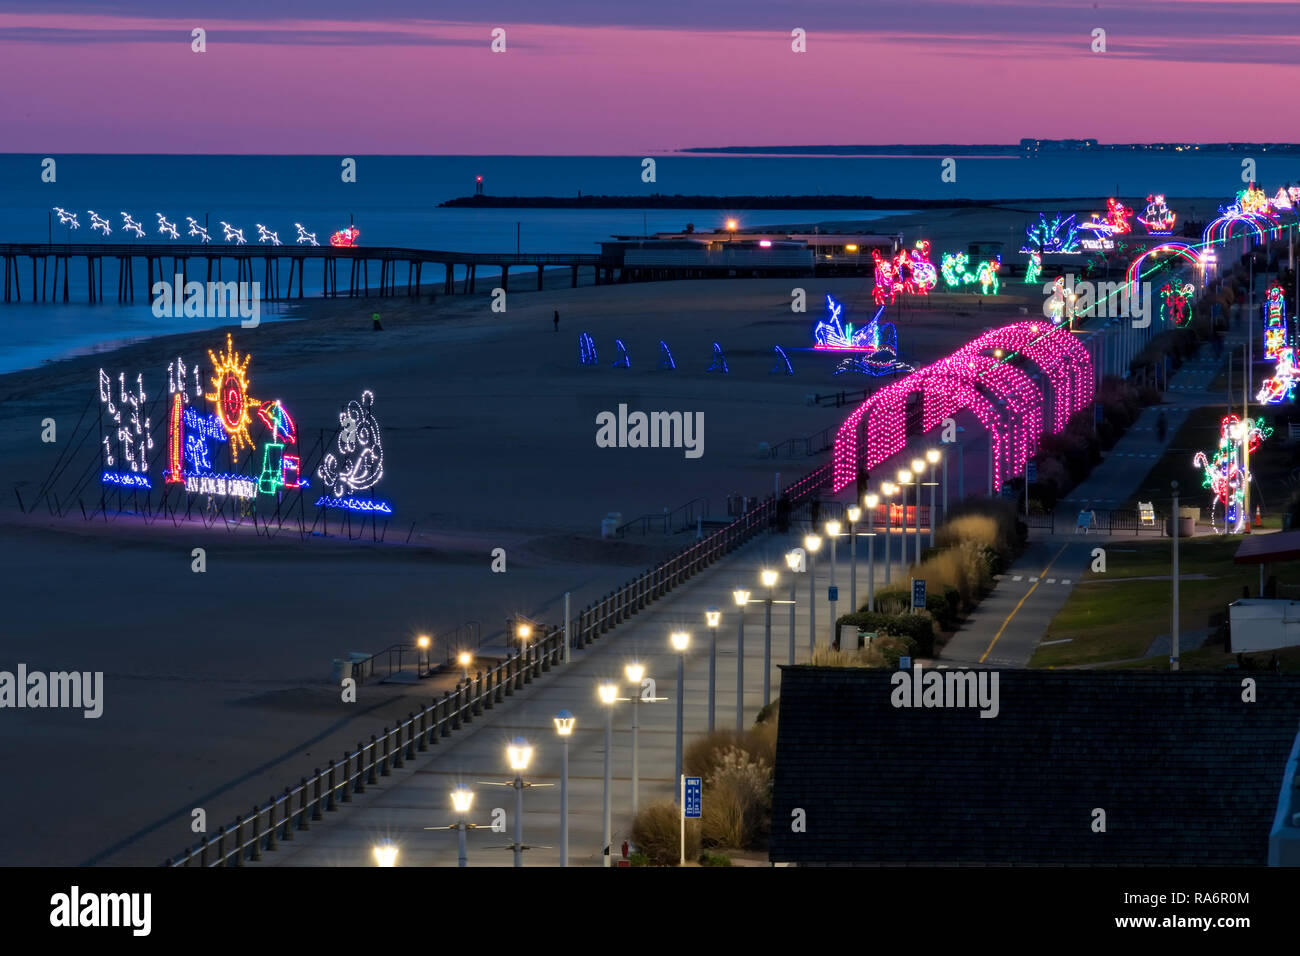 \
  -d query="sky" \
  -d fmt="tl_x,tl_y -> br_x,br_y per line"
2,1 -> 1299,153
